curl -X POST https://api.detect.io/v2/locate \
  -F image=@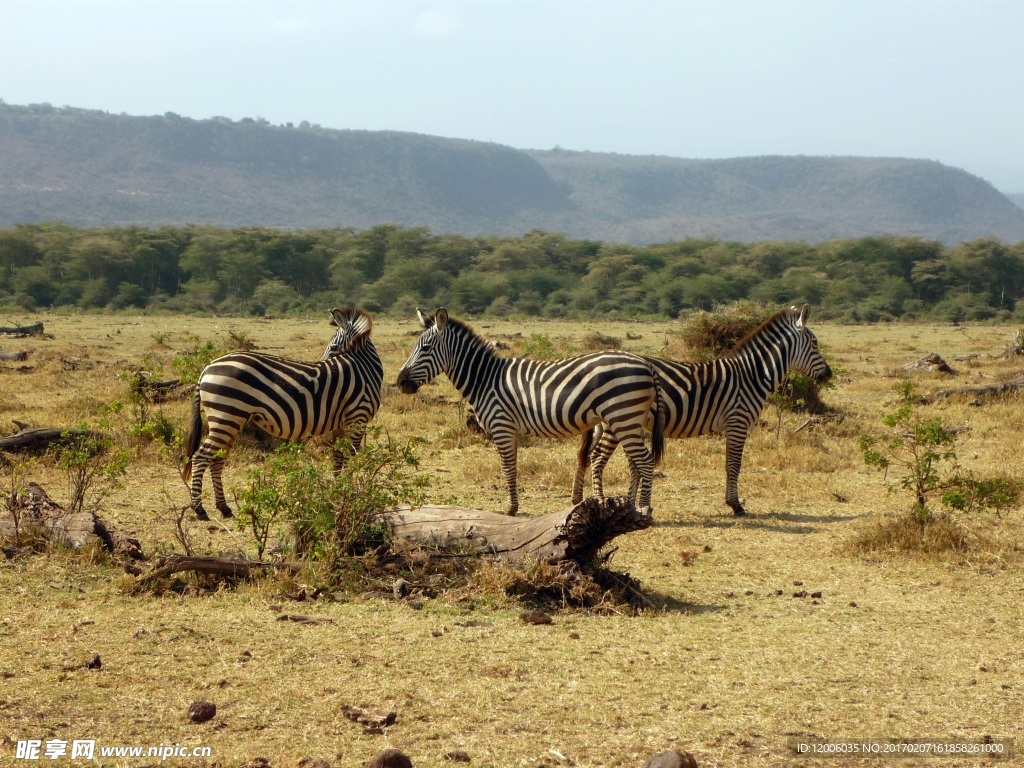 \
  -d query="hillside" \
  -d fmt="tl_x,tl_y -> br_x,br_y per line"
2,102 -> 1024,244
